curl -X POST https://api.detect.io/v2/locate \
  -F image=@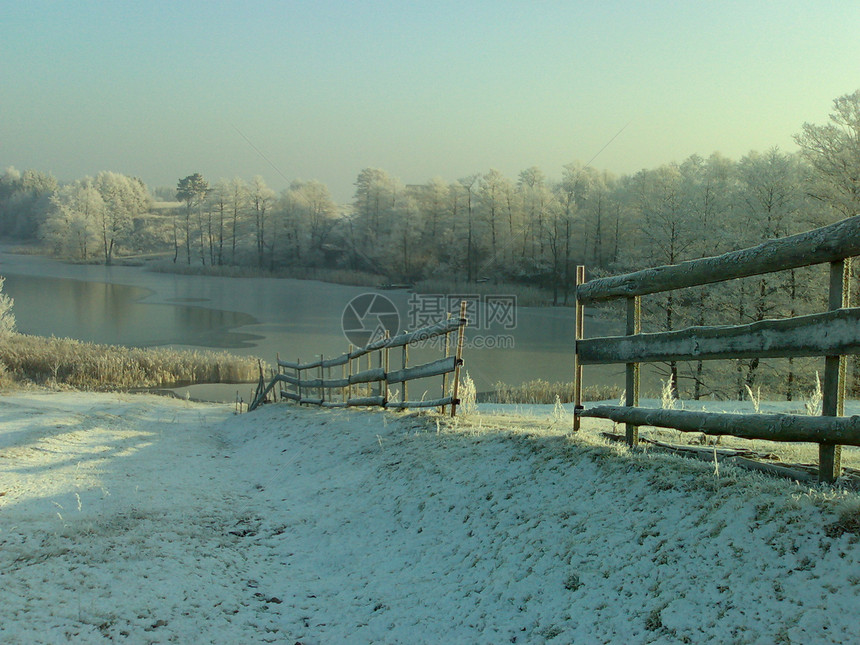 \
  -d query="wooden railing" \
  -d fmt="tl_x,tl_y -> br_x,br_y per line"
250,302 -> 468,416
573,214 -> 860,483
